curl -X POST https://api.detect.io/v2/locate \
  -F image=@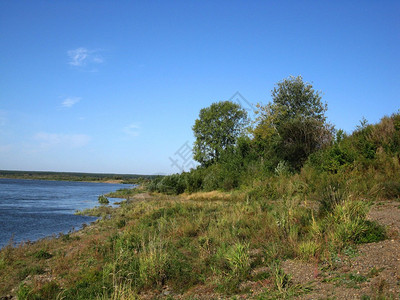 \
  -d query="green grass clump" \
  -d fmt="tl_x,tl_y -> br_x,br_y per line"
105,187 -> 140,198
33,249 -> 52,260
98,195 -> 109,205
17,281 -> 61,300
323,272 -> 368,289
17,265 -> 45,280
